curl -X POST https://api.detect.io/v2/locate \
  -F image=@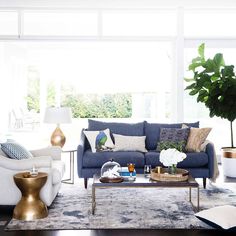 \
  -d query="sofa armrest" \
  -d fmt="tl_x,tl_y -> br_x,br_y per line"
77,129 -> 86,177
205,142 -> 215,178
30,146 -> 62,160
0,155 -> 52,171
